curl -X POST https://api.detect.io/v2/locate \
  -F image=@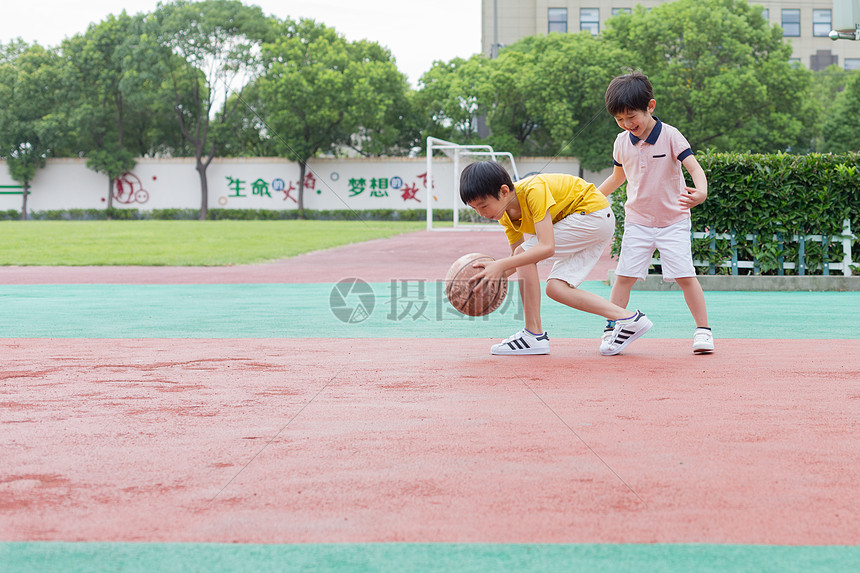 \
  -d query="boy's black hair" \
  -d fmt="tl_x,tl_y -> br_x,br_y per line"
459,161 -> 514,204
605,71 -> 654,116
